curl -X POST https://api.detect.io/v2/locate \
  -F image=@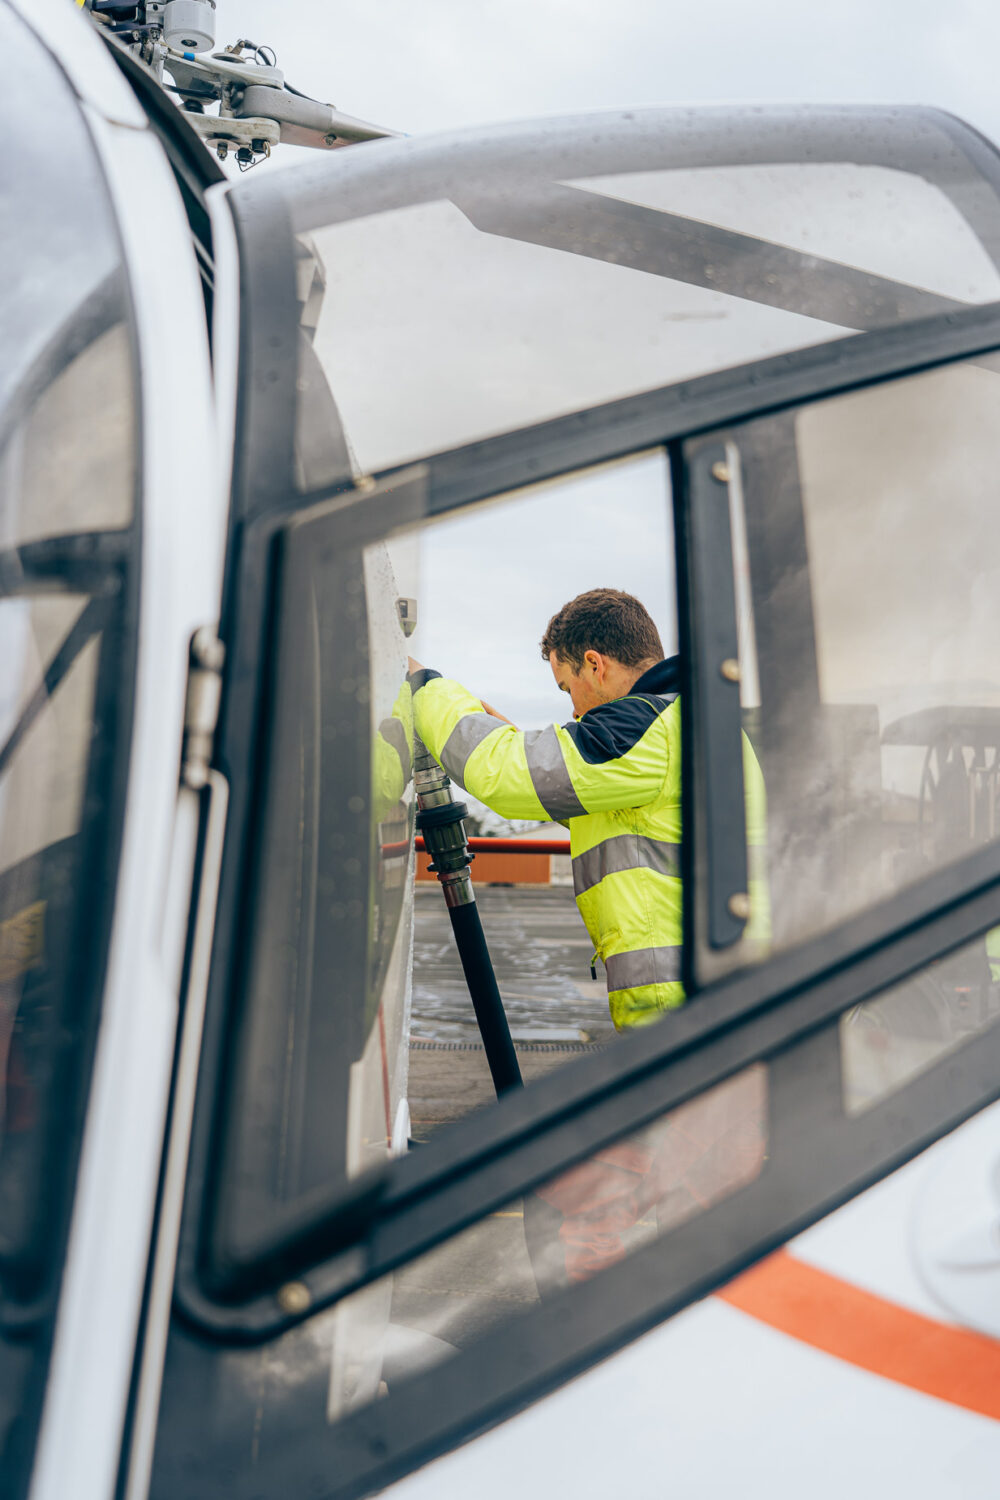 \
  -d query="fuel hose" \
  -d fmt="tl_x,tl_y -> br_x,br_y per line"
413,738 -> 522,1096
